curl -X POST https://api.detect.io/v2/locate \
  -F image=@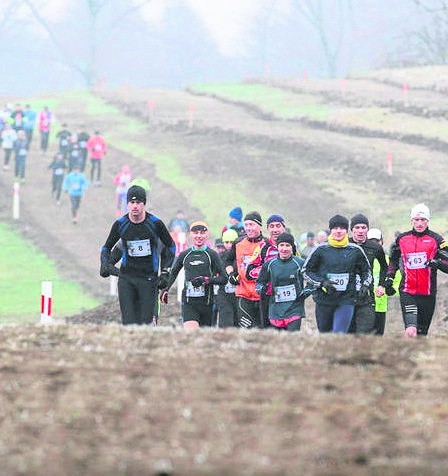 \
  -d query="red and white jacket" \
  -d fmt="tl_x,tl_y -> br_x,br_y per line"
388,229 -> 448,296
